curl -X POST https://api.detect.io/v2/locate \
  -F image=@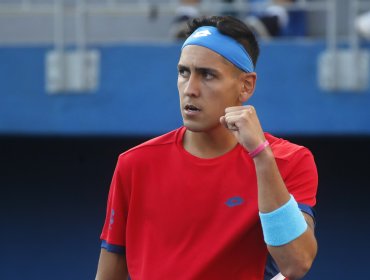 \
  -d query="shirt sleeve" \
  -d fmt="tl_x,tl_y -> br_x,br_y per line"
100,155 -> 128,248
282,147 -> 318,208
